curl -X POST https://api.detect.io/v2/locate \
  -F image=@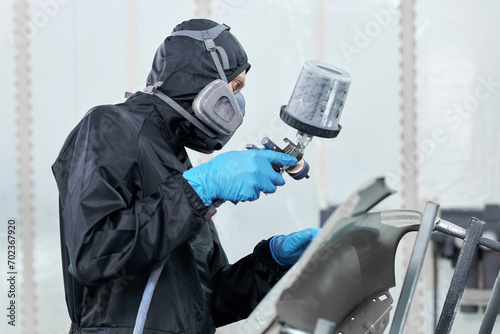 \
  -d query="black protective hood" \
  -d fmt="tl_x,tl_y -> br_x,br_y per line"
146,19 -> 251,111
